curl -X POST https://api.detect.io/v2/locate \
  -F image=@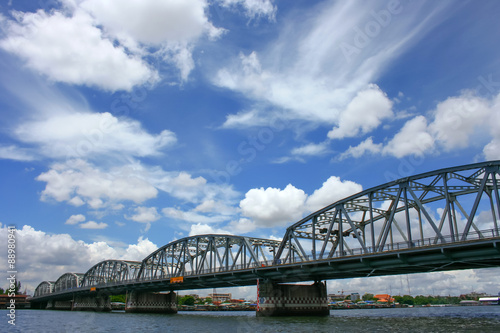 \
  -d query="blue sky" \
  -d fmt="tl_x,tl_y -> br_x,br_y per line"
1,0 -> 499,298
